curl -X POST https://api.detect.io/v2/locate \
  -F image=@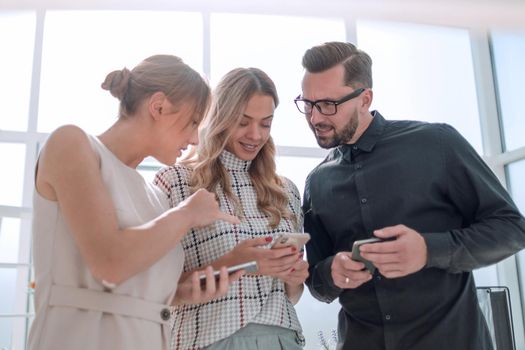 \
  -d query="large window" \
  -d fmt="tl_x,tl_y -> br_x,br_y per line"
356,20 -> 483,153
38,11 -> 204,135
210,13 -> 345,148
